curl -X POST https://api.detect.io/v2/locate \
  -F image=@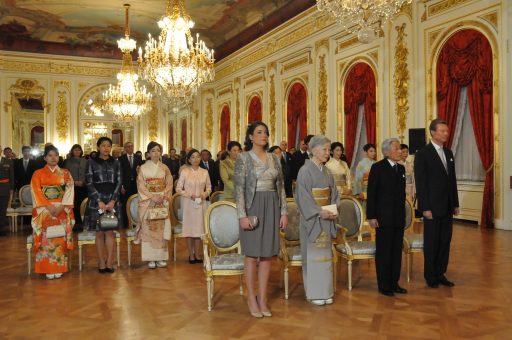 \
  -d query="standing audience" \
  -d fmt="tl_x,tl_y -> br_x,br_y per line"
219,141 -> 242,201
119,142 -> 144,228
325,142 -> 352,196
14,146 -> 36,191
63,144 -> 88,228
